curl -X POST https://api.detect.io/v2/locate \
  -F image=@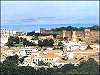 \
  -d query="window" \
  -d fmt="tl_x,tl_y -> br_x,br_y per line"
47,59 -> 48,61
45,59 -> 46,61
52,58 -> 53,60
